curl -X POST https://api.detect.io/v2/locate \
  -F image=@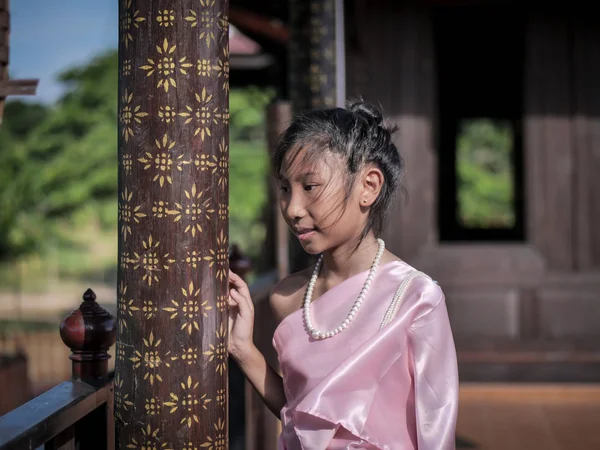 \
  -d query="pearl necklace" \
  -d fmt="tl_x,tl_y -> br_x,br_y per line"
303,238 -> 385,340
